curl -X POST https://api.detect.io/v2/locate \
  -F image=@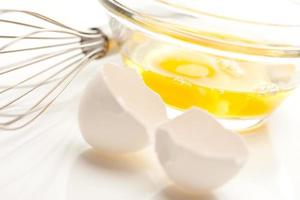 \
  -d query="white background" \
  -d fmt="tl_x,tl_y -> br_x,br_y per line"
0,0 -> 300,200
